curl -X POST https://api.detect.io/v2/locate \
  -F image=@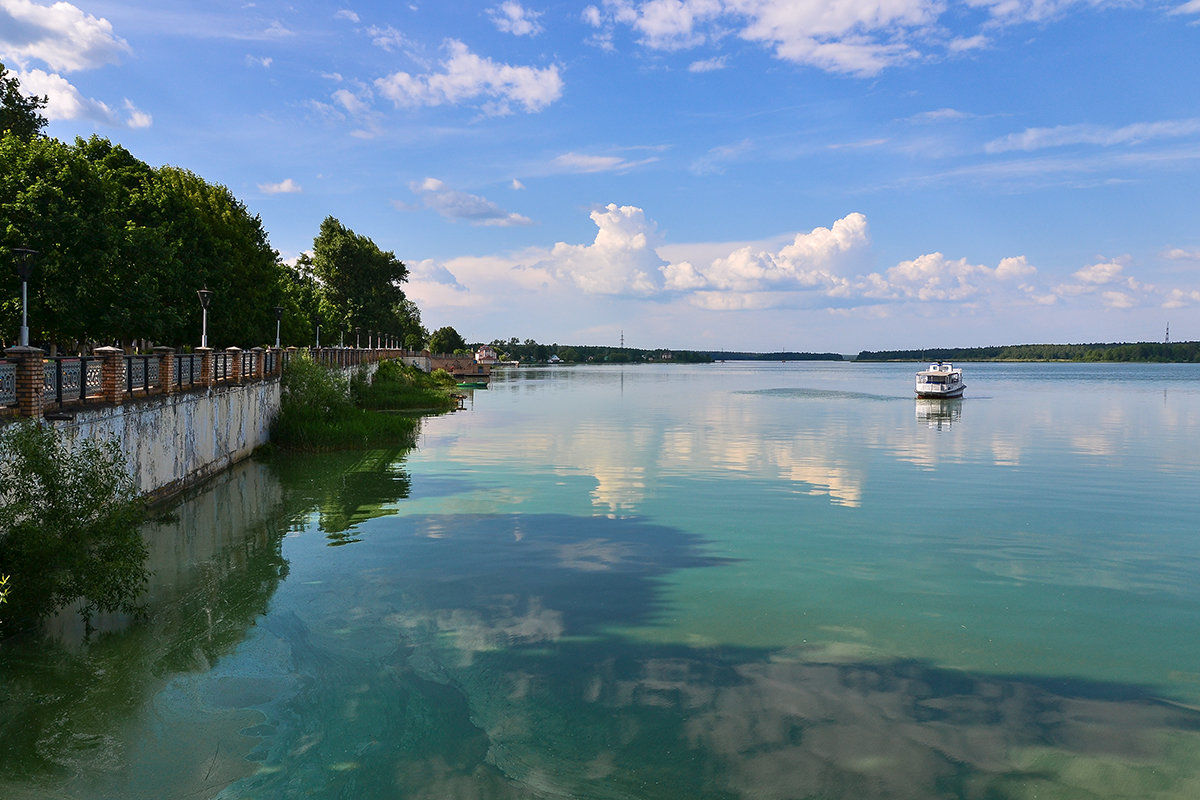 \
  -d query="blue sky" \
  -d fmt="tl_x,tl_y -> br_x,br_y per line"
3,0 -> 1199,353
